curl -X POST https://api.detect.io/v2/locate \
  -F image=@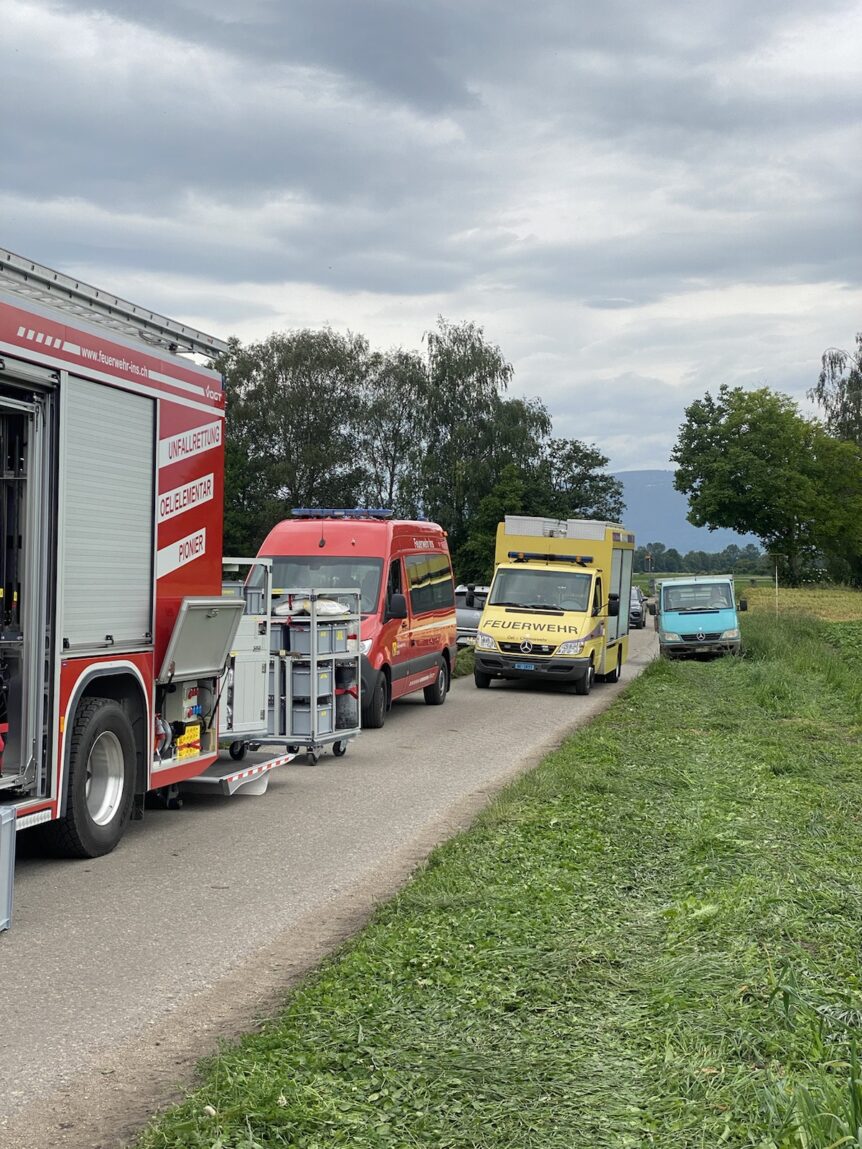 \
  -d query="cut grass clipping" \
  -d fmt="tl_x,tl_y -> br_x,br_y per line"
140,612 -> 862,1148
